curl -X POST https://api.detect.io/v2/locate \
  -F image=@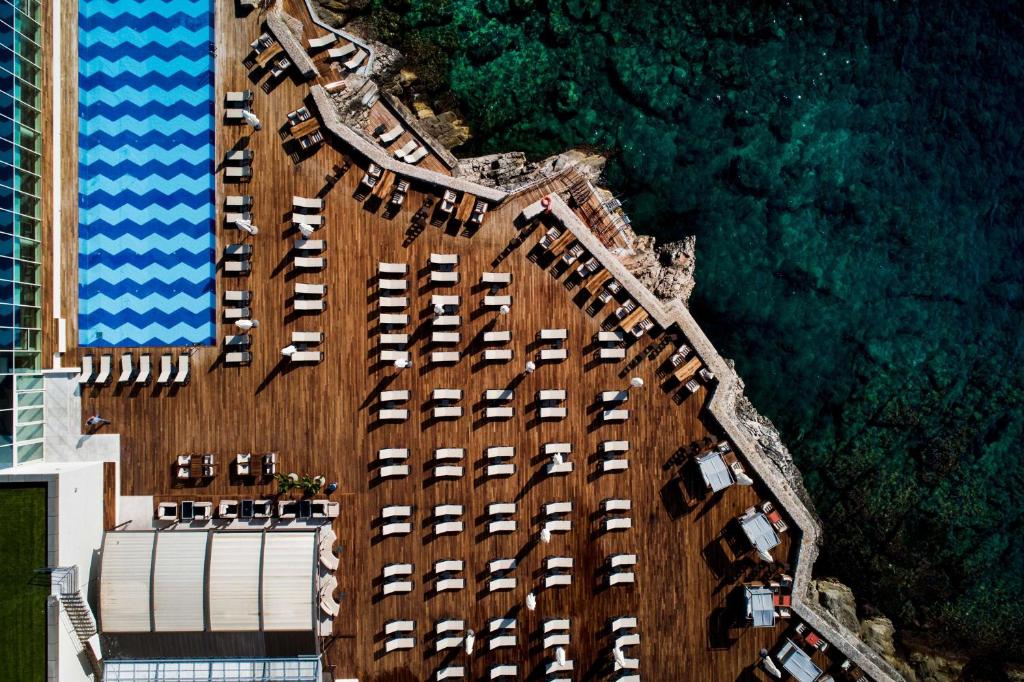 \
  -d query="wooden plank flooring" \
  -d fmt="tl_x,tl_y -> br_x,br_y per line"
61,1 -> 808,679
